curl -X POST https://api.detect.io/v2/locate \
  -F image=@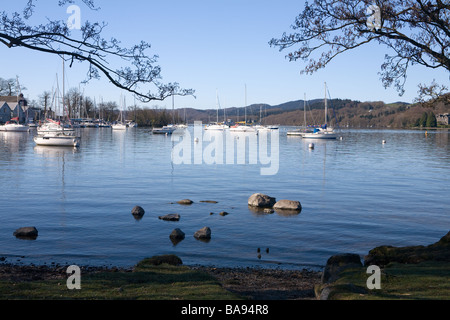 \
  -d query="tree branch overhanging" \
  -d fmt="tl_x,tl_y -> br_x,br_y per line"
1,1 -> 195,103
270,0 -> 450,95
